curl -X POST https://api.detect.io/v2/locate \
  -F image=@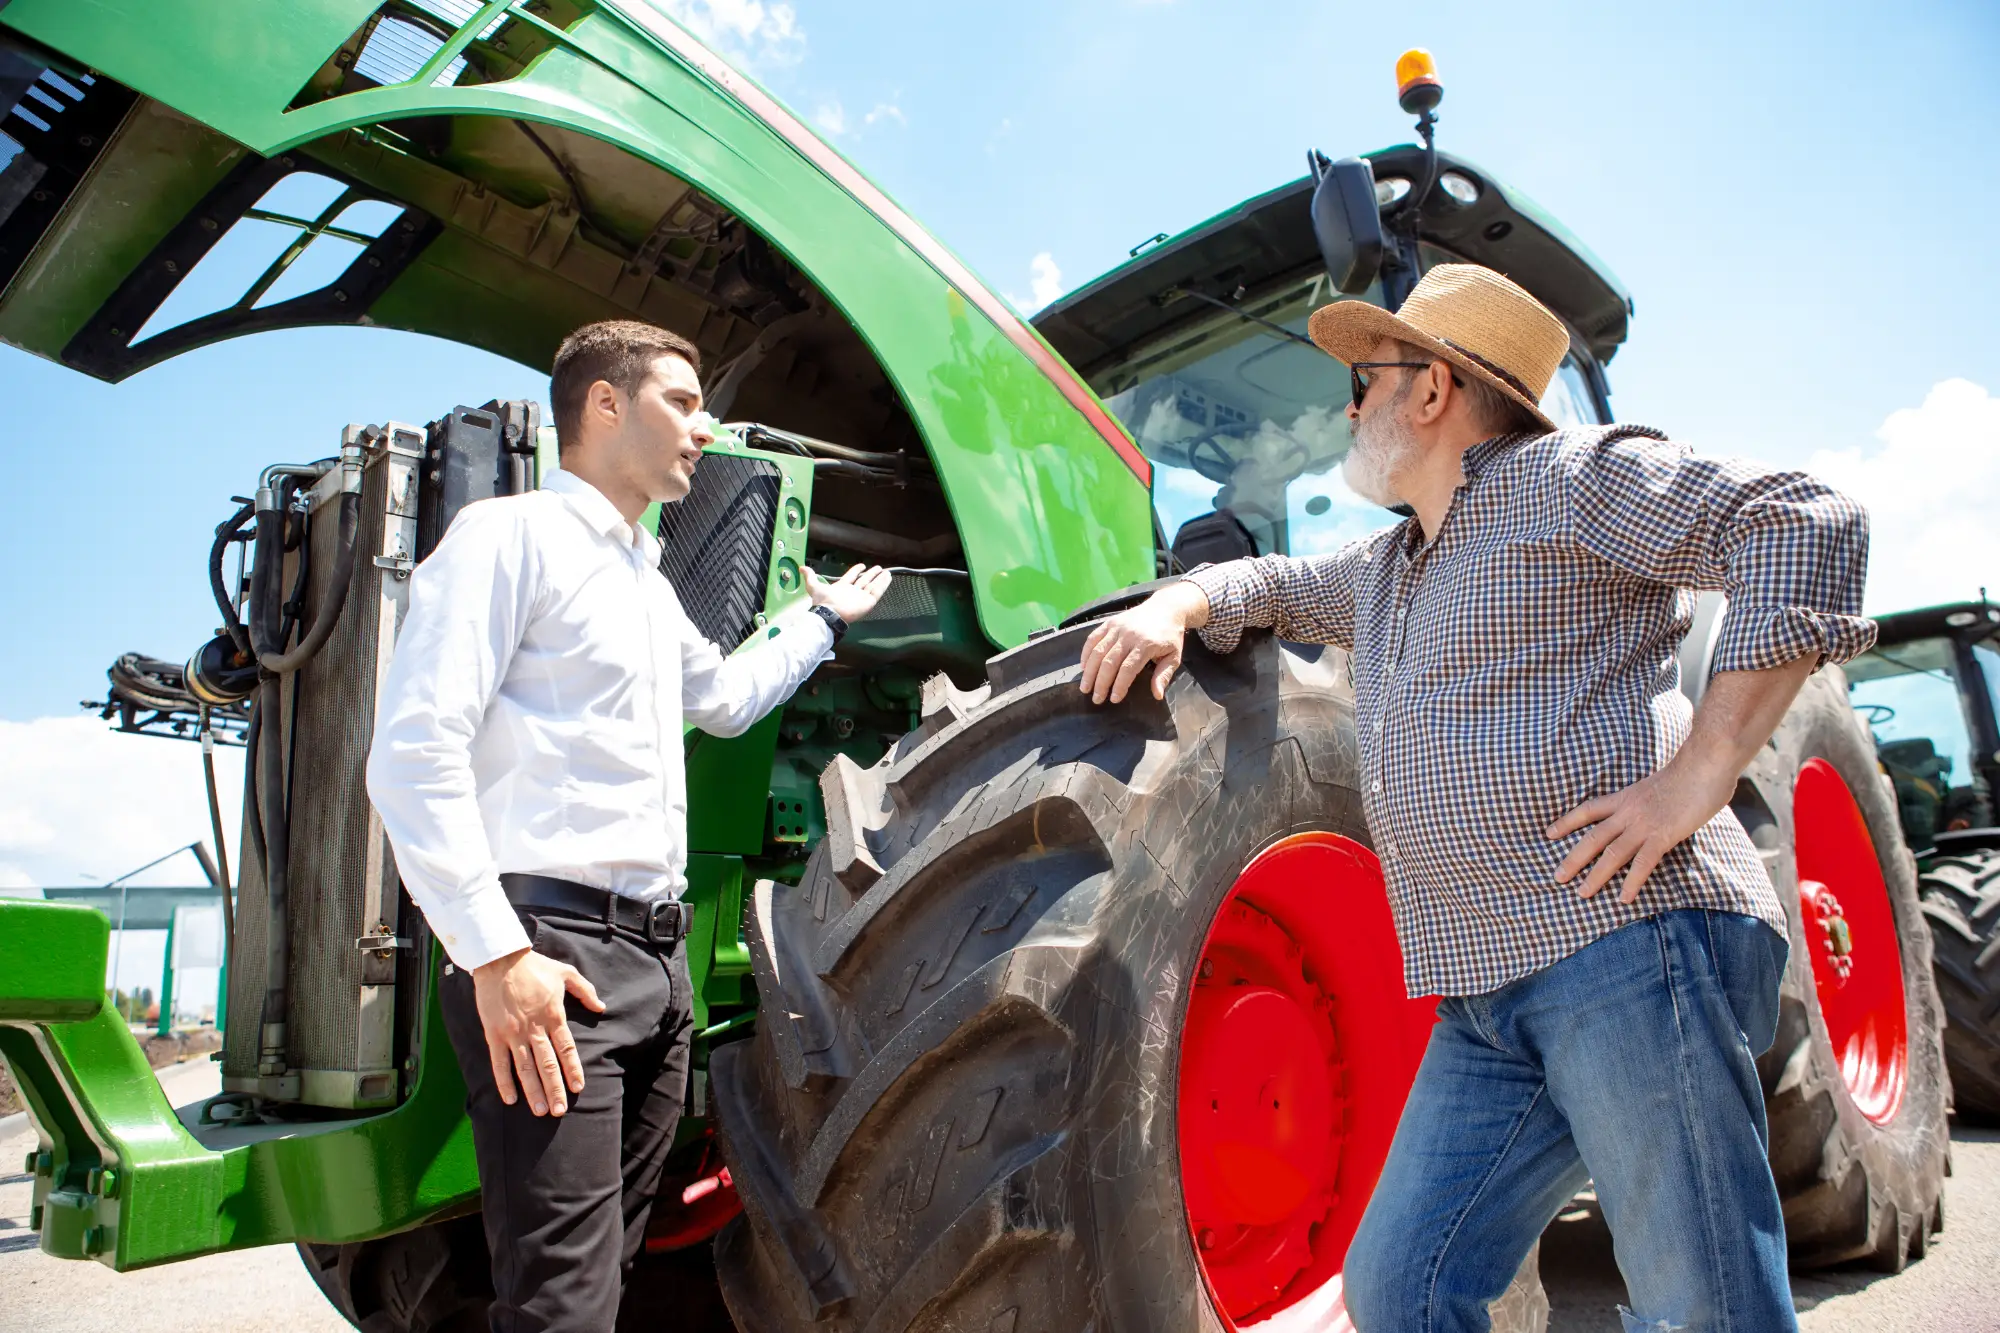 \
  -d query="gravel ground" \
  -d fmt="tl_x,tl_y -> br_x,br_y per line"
2,1062 -> 1994,1331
